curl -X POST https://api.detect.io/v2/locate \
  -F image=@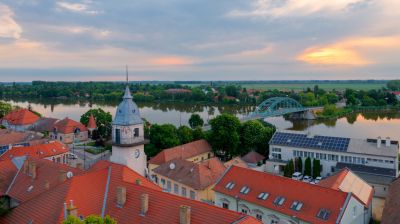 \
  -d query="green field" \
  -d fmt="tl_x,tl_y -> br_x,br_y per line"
185,82 -> 386,91
240,83 -> 386,91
